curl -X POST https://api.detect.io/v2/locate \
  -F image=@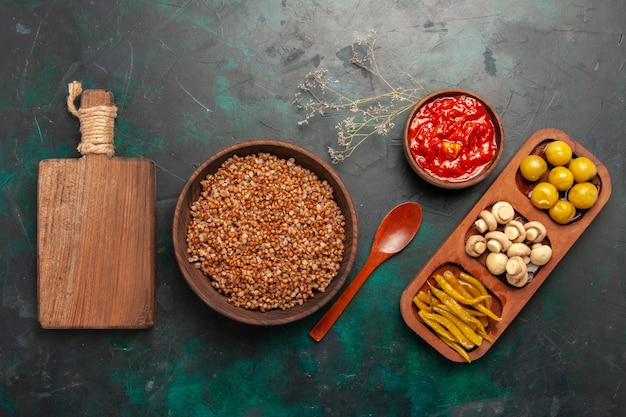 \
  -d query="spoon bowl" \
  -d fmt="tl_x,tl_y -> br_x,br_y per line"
374,203 -> 424,253
309,202 -> 423,341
